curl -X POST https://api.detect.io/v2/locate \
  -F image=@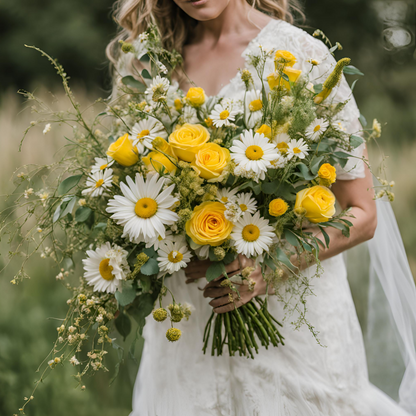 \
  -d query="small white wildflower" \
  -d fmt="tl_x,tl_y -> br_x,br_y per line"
69,356 -> 80,366
24,188 -> 34,199
43,123 -> 51,134
56,272 -> 64,281
68,326 -> 77,333
96,314 -> 104,323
